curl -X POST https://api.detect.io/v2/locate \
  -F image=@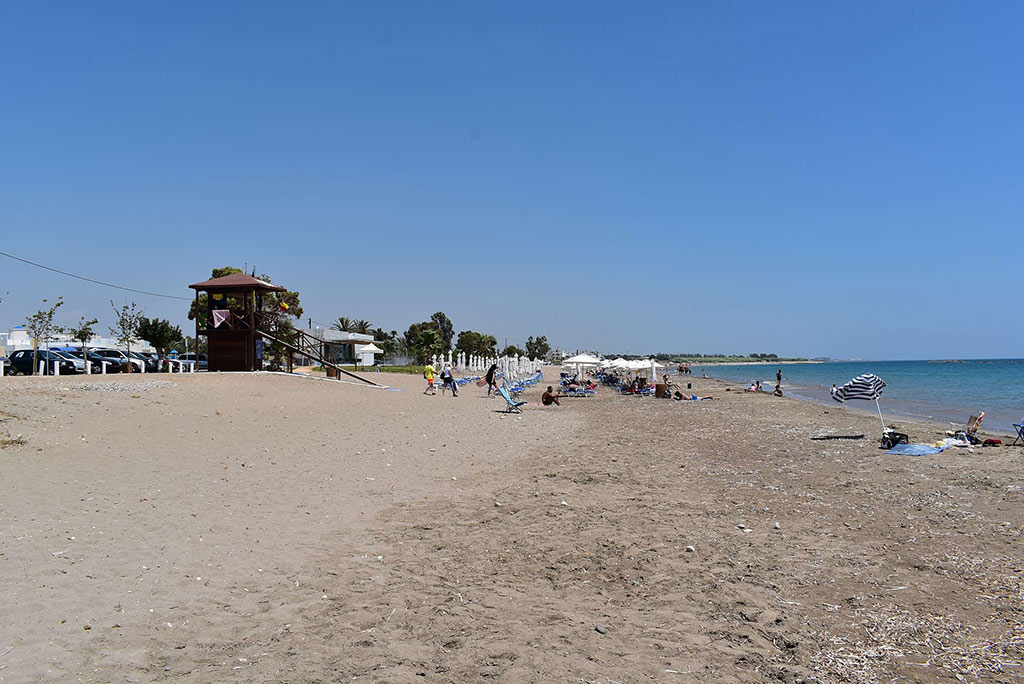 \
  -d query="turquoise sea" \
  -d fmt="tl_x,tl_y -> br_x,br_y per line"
698,360 -> 1024,435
